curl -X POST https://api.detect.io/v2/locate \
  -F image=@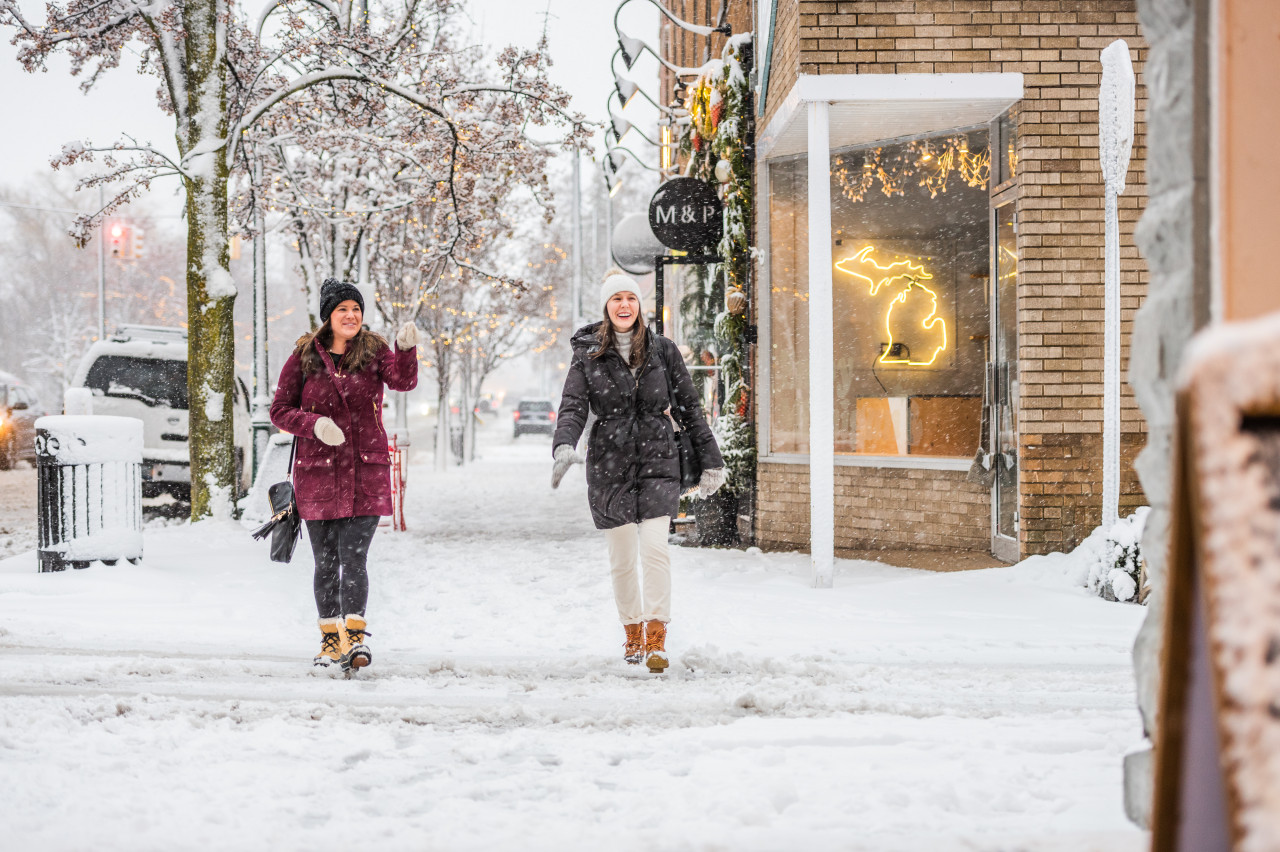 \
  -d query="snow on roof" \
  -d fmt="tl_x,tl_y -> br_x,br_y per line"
83,337 -> 189,362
